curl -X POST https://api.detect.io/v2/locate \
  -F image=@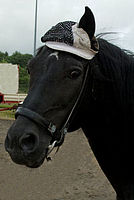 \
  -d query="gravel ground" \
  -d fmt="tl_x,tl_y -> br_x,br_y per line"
0,119 -> 116,200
